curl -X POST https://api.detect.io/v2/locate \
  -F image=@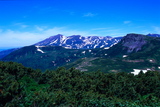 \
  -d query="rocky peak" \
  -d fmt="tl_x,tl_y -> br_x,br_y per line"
48,34 -> 64,39
121,33 -> 147,53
